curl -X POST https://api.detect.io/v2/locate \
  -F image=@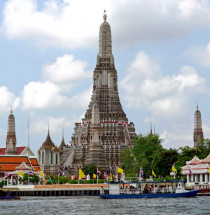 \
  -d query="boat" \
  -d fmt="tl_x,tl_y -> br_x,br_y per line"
0,190 -> 20,200
100,180 -> 200,199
